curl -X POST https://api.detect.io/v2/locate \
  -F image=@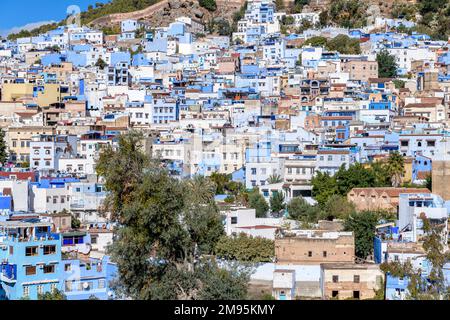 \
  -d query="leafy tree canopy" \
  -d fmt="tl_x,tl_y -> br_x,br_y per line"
215,234 -> 275,263
97,132 -> 247,300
